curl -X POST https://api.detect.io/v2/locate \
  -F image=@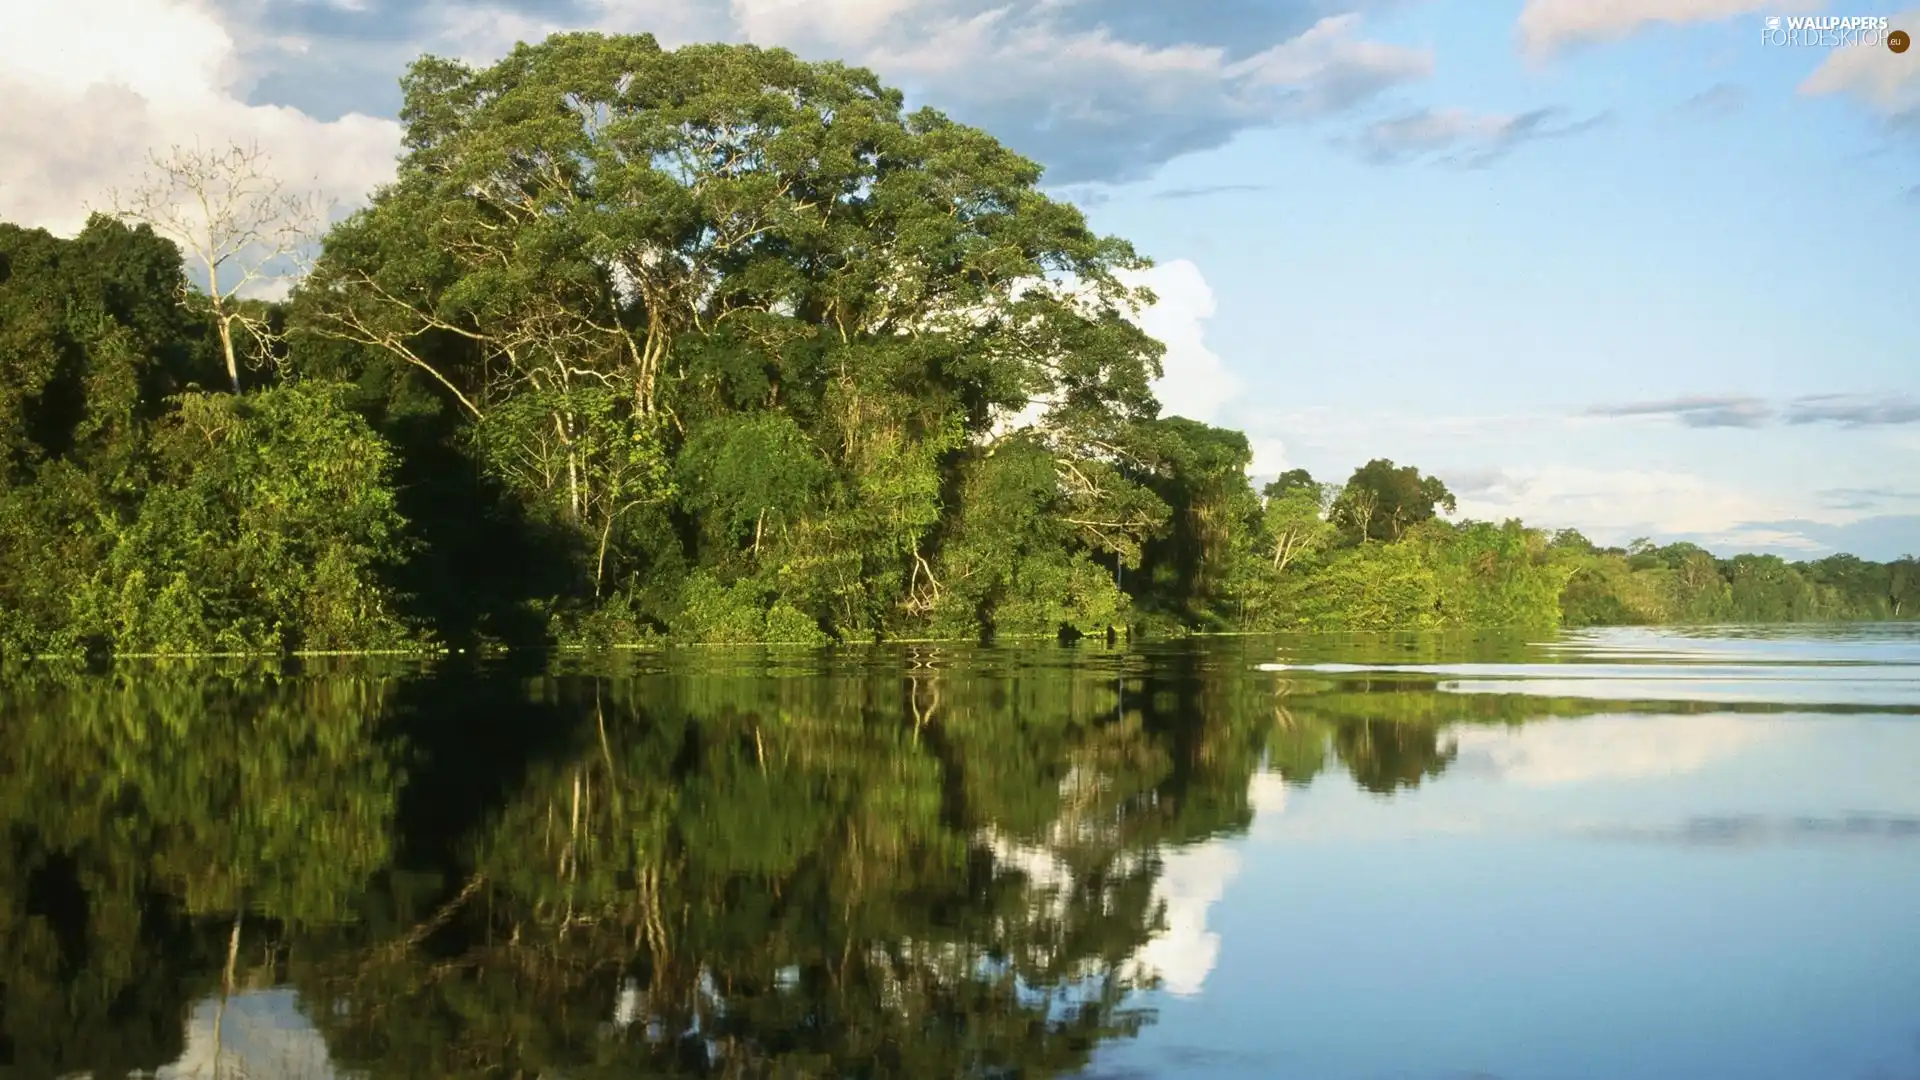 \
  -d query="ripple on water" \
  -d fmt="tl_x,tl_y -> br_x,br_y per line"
1256,624 -> 1920,711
